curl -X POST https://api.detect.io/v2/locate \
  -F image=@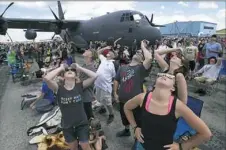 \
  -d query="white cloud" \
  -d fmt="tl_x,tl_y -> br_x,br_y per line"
161,5 -> 165,10
198,2 -> 218,9
2,29 -> 54,42
16,2 -> 48,8
178,1 -> 189,7
174,10 -> 184,14
63,1 -> 136,20
216,9 -> 226,19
